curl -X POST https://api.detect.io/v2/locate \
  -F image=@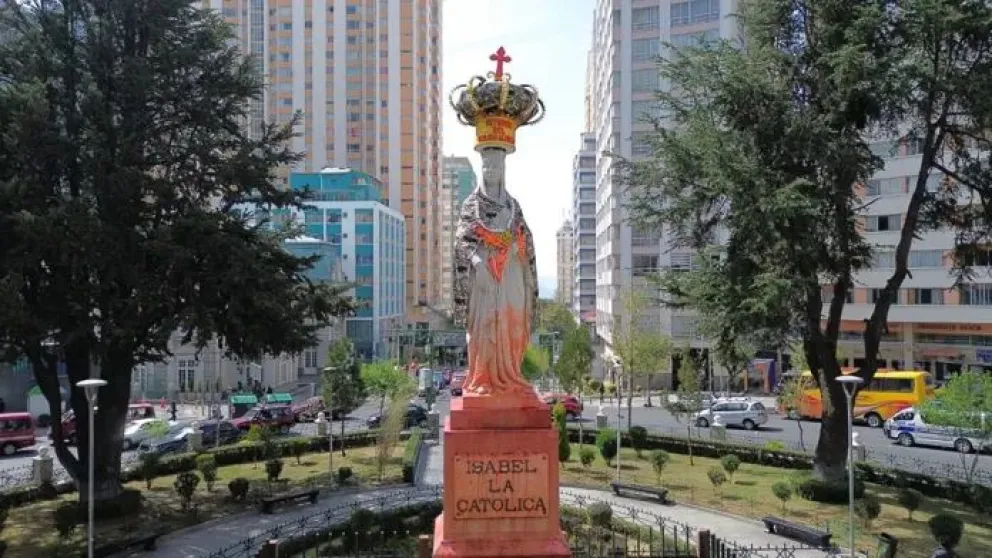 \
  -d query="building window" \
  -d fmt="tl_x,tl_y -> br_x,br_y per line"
909,250 -> 944,268
672,0 -> 719,26
865,177 -> 905,196
960,284 -> 992,305
631,38 -> 659,61
304,349 -> 318,368
864,214 -> 900,232
670,29 -> 720,48
869,289 -> 884,304
908,288 -> 944,305
631,69 -> 658,93
631,6 -> 659,30
178,359 -> 197,393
